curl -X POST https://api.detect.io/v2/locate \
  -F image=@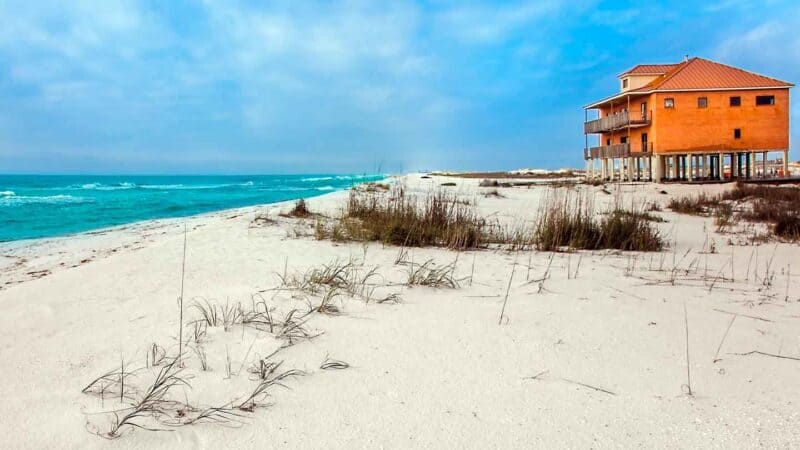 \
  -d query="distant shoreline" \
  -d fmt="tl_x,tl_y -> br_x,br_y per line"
0,173 -> 386,243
